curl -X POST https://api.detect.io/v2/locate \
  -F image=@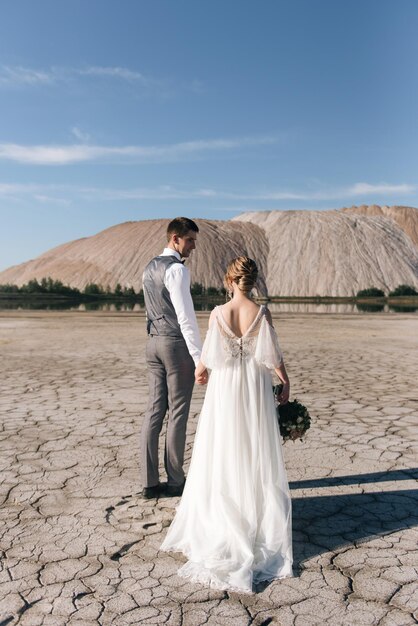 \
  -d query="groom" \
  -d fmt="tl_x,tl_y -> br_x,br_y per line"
141,217 -> 207,498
